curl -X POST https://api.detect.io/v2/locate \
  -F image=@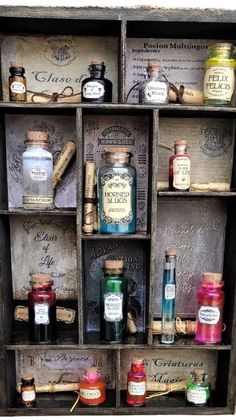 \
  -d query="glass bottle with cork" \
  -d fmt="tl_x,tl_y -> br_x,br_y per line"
195,272 -> 225,344
169,139 -> 191,191
126,357 -> 147,406
21,373 -> 36,407
28,273 -> 57,343
161,249 -> 176,344
203,42 -> 236,106
186,368 -> 211,406
82,60 -> 112,103
9,60 -> 27,102
100,259 -> 128,343
79,367 -> 106,406
98,147 -> 136,234
139,60 -> 169,104
22,131 -> 53,209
